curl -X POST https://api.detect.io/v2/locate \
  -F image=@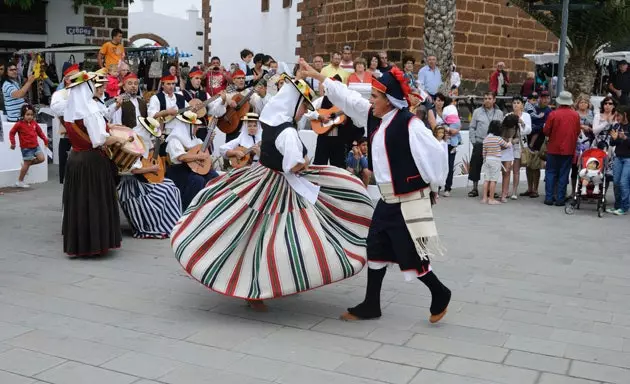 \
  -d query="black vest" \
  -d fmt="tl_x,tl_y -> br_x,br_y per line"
182,88 -> 208,102
260,122 -> 307,172
156,92 -> 185,111
367,108 -> 429,195
121,99 -> 147,128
